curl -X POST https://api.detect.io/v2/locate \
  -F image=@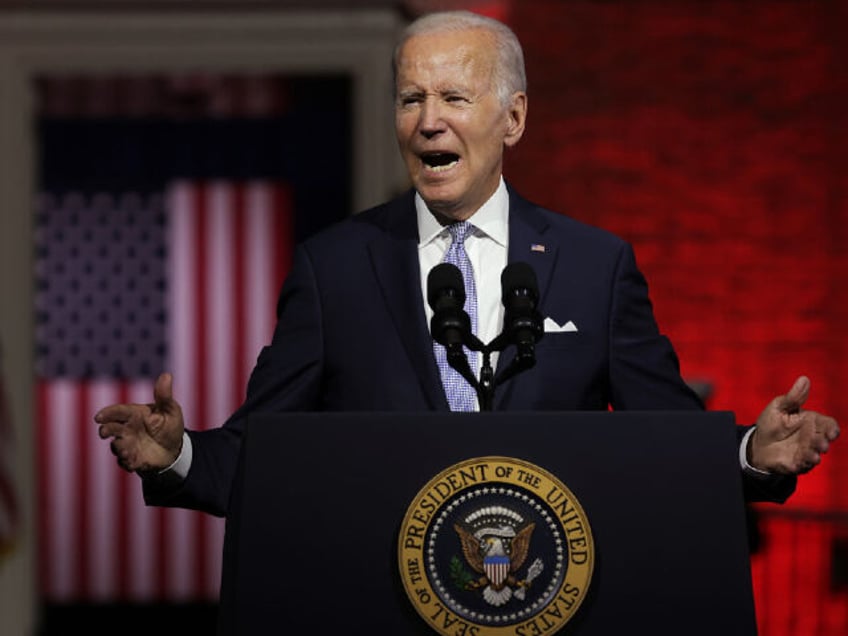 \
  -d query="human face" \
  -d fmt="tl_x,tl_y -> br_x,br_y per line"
394,28 -> 527,221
